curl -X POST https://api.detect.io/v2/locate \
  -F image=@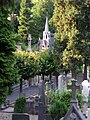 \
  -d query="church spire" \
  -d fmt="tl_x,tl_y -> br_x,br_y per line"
45,16 -> 49,32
